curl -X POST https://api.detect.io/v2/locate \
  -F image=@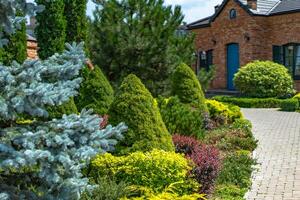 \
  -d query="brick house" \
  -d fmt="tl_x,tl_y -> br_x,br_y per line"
26,17 -> 38,60
187,0 -> 300,91
26,34 -> 38,59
